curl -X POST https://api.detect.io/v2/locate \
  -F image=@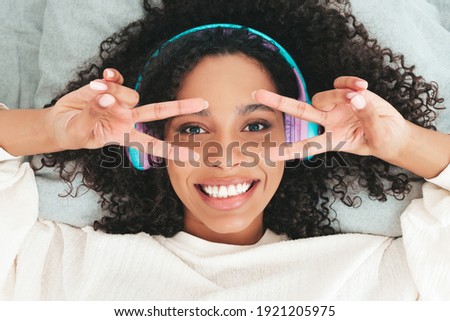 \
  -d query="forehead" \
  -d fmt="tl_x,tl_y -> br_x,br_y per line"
172,54 -> 280,122
176,54 -> 277,104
